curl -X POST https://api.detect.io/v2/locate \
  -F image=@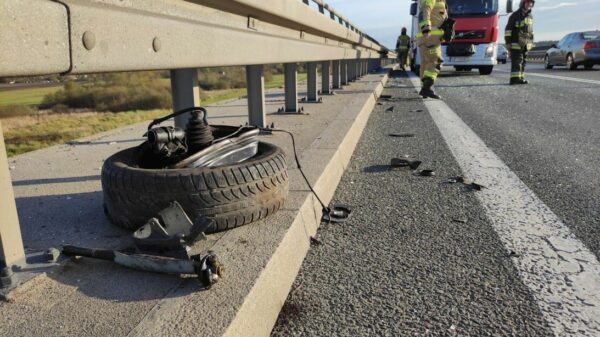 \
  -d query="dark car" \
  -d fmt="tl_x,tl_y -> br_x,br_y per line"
545,31 -> 600,70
